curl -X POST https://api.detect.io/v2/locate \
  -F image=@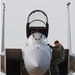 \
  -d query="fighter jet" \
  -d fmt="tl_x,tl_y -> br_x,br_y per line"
0,7 -> 52,75
0,3 -> 75,75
